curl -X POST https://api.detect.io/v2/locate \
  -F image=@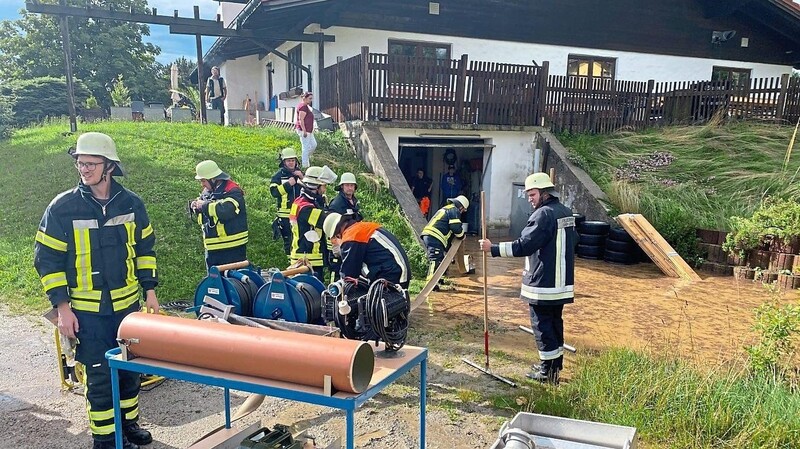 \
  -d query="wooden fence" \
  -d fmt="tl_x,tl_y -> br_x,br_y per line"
547,74 -> 800,133
320,50 -> 800,133
545,76 -> 653,134
320,47 -> 547,126
319,54 -> 364,123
